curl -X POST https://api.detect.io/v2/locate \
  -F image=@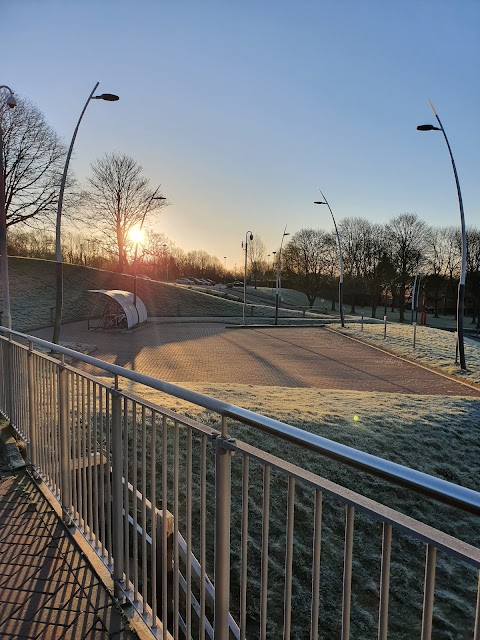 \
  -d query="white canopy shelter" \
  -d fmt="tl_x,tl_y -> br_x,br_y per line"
88,290 -> 148,330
